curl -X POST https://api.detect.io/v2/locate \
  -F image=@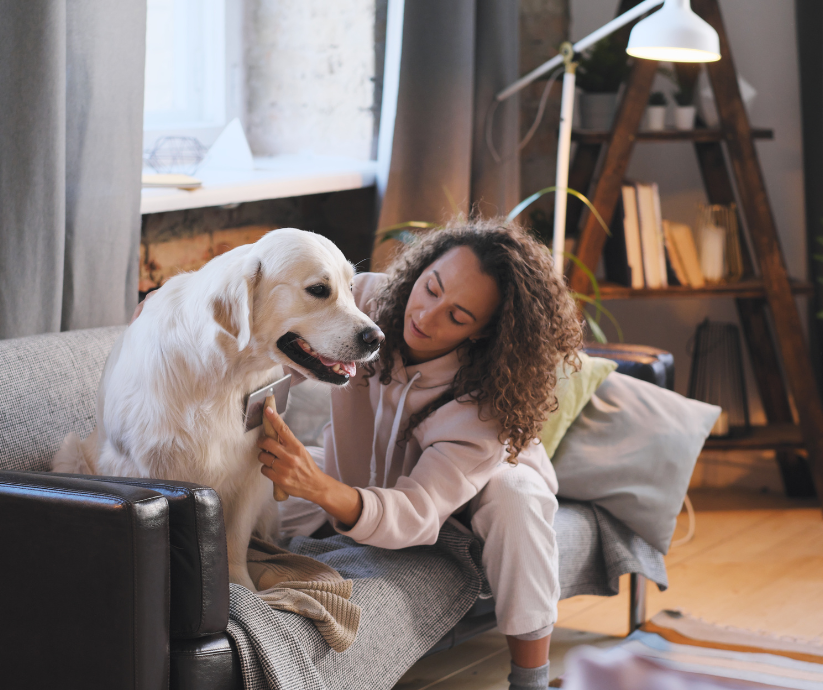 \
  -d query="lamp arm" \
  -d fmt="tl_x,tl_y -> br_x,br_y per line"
495,0 -> 663,102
